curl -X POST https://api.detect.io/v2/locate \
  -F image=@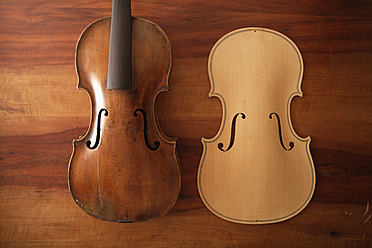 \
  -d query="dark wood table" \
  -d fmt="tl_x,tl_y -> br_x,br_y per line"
1,0 -> 371,247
